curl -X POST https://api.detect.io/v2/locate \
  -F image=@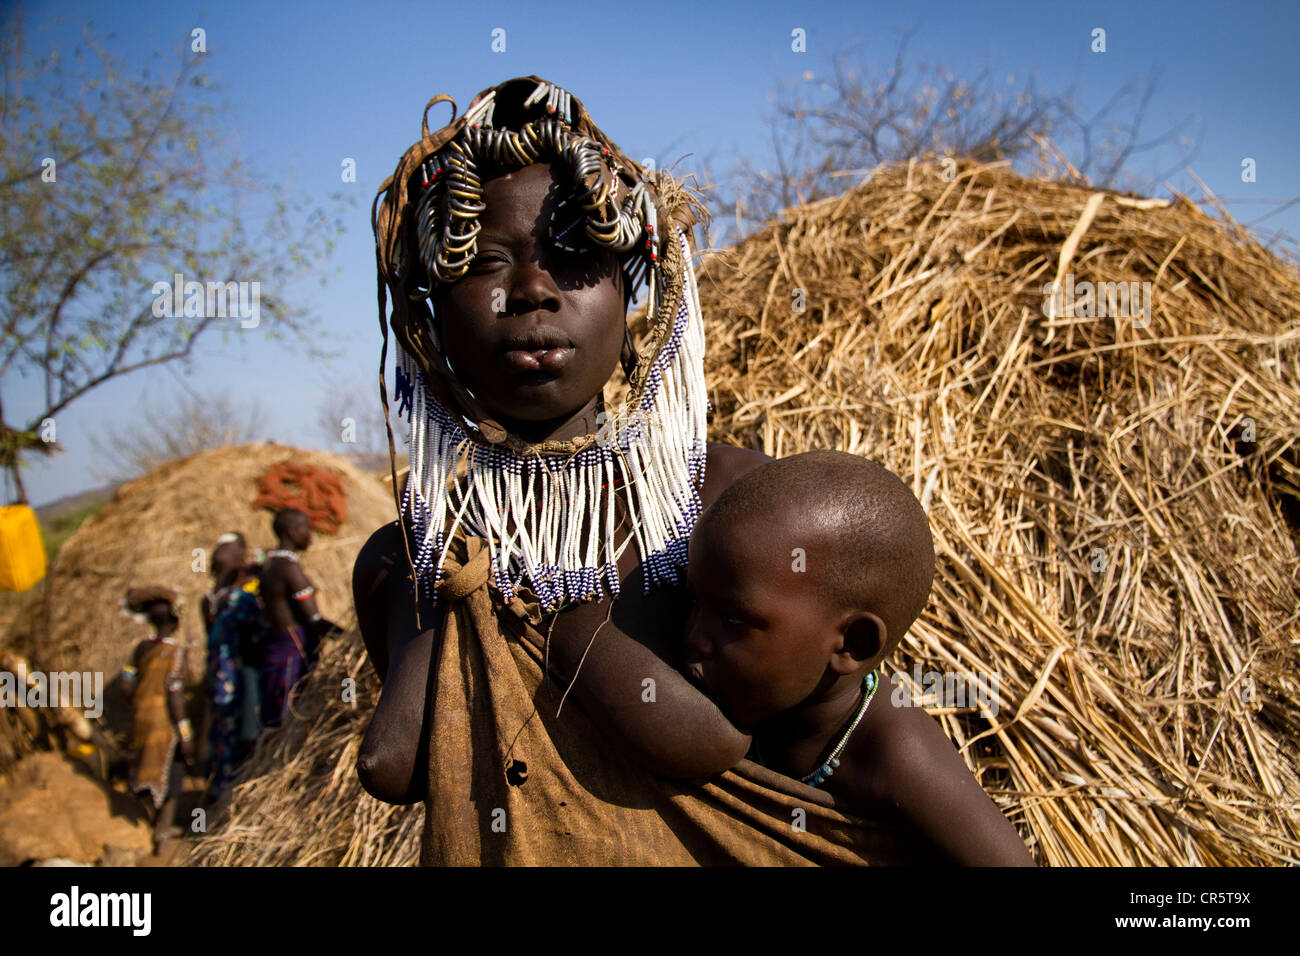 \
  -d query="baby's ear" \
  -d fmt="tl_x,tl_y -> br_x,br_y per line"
832,612 -> 887,674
